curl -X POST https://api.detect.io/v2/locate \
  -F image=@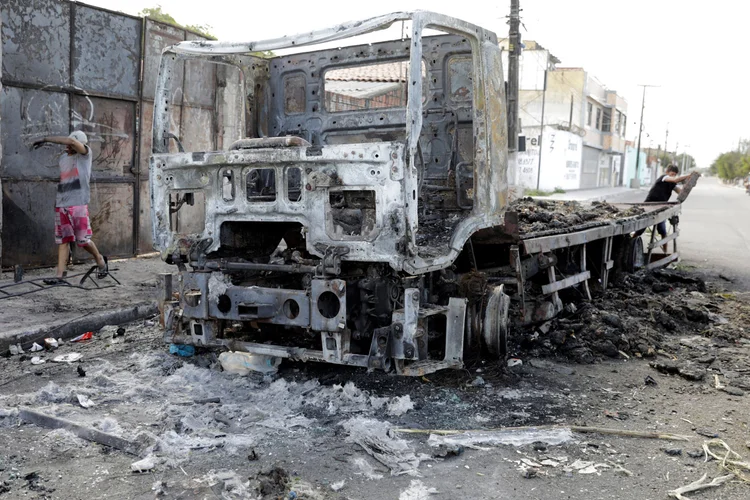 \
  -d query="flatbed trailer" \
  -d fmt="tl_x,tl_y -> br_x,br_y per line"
149,11 -> 696,375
